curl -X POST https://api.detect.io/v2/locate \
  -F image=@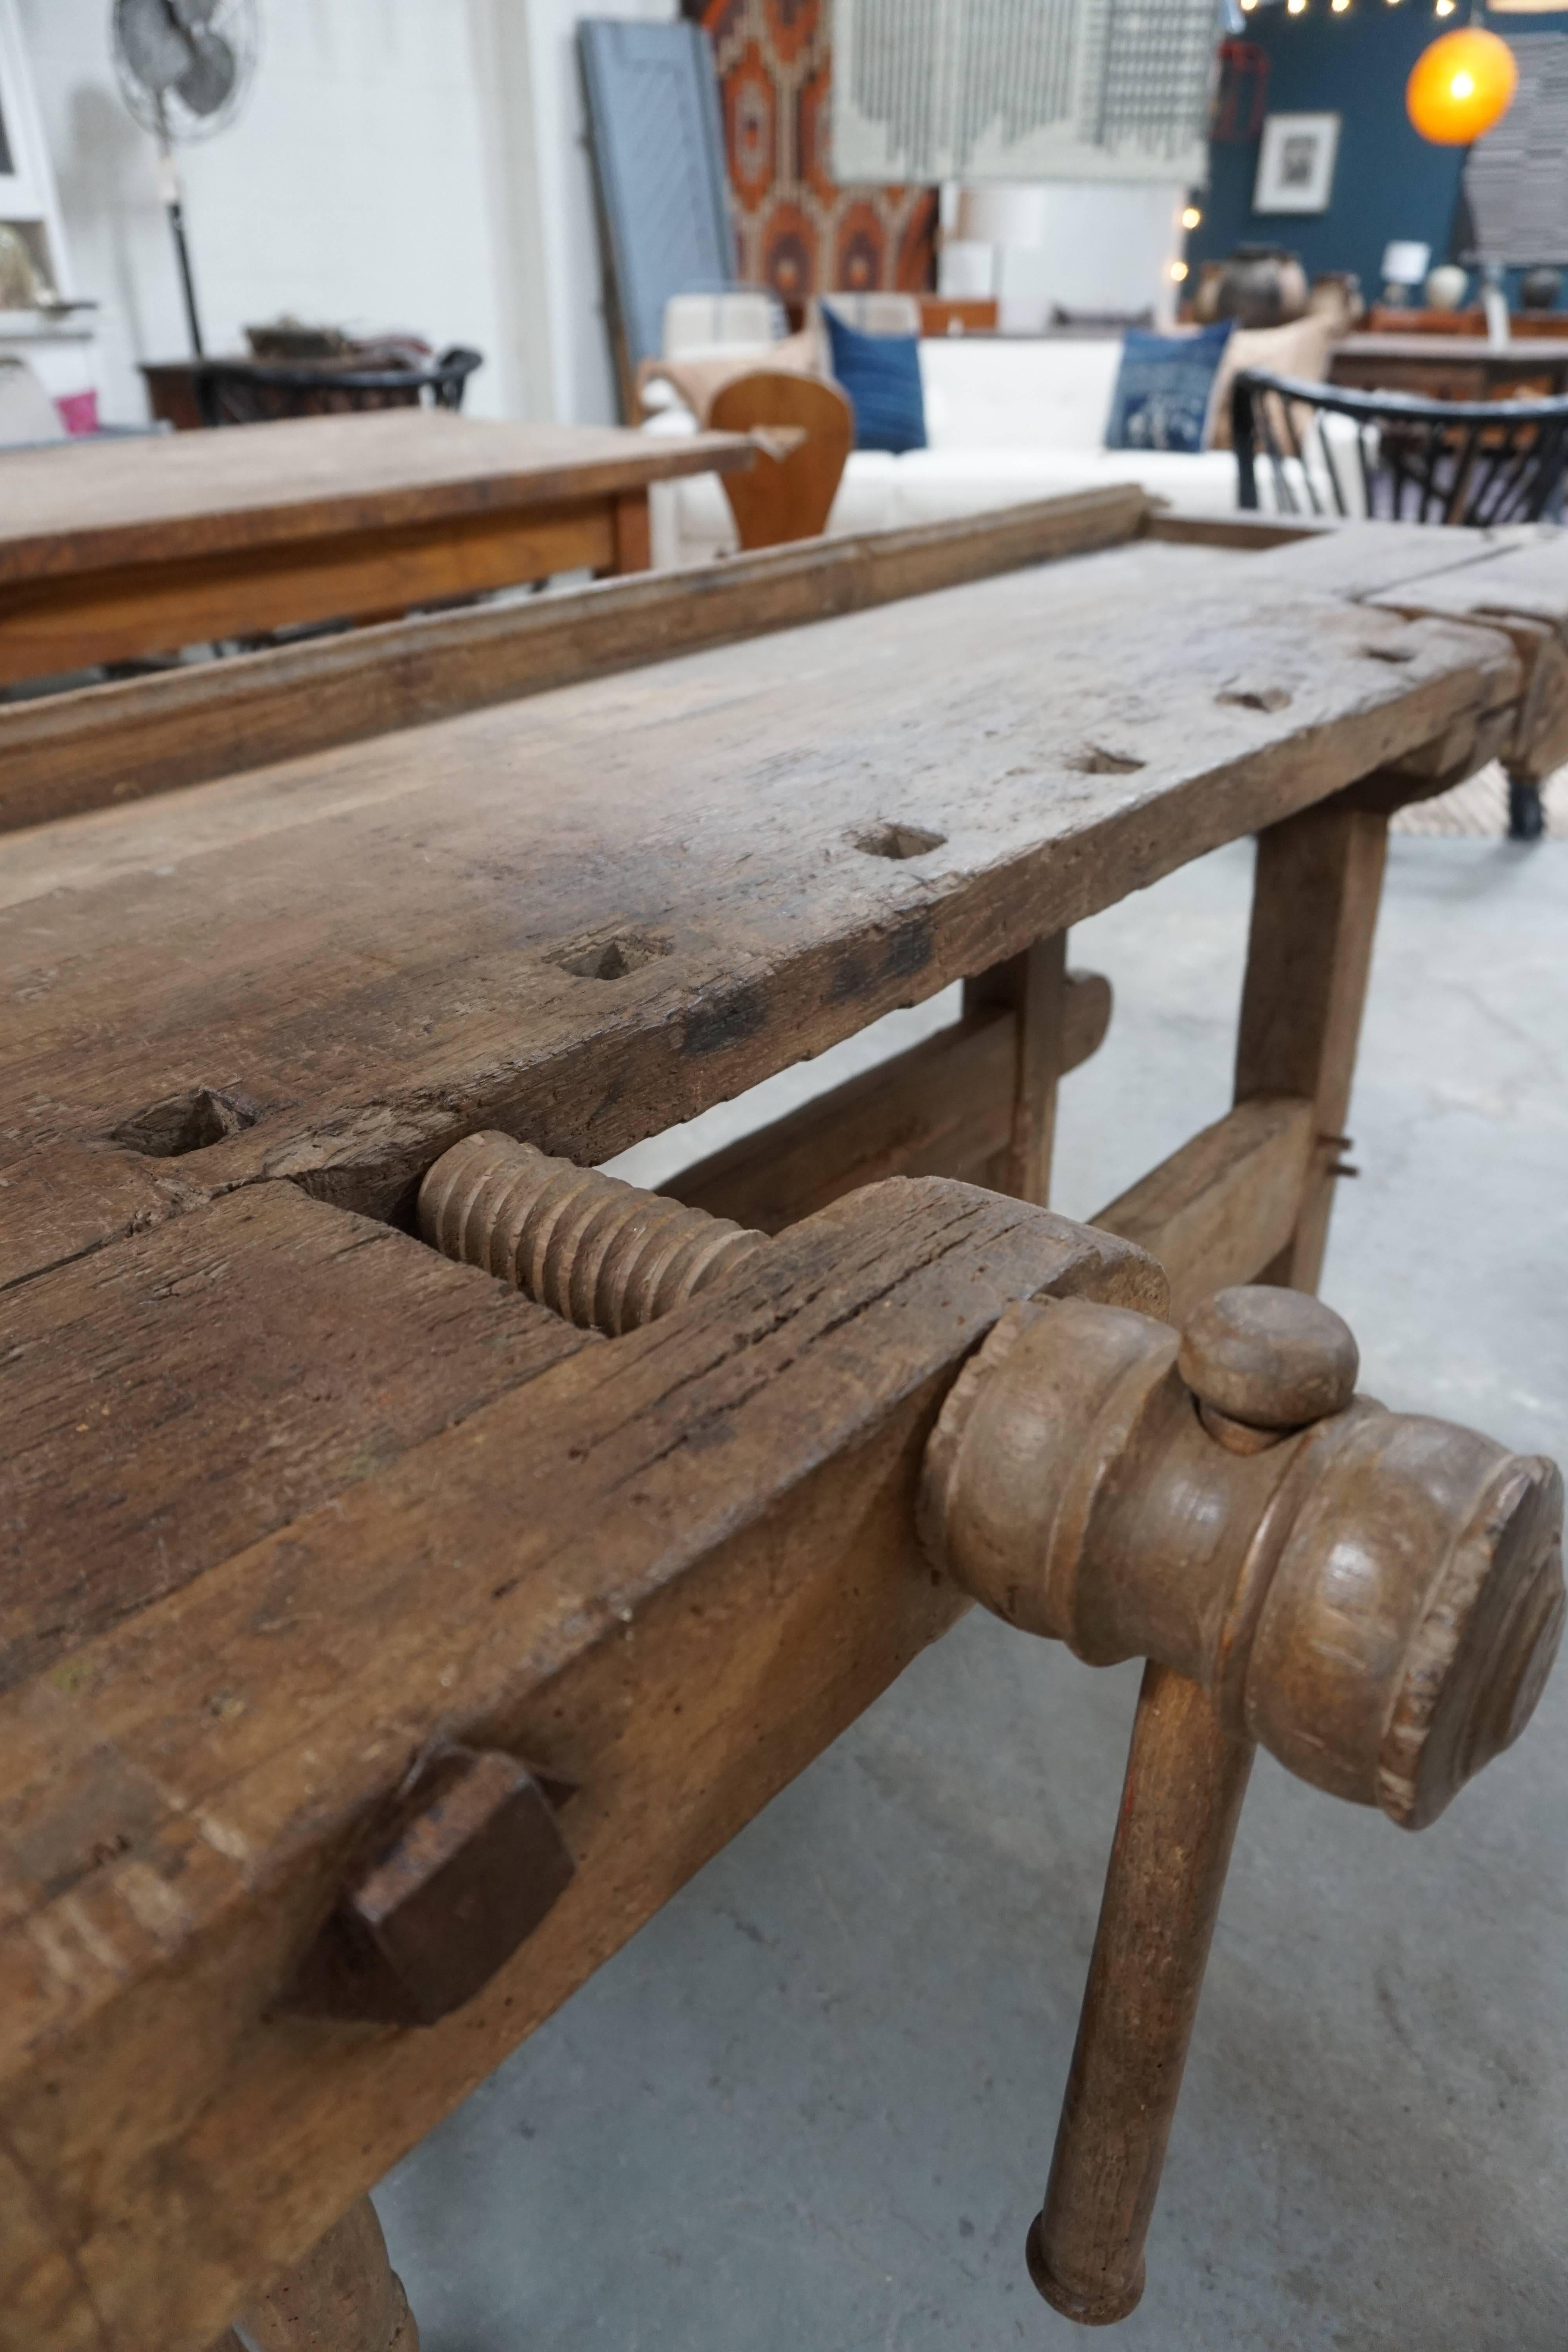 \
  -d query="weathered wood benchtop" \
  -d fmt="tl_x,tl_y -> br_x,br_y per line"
0,532 -> 1526,1294
4,507 -> 1566,2352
